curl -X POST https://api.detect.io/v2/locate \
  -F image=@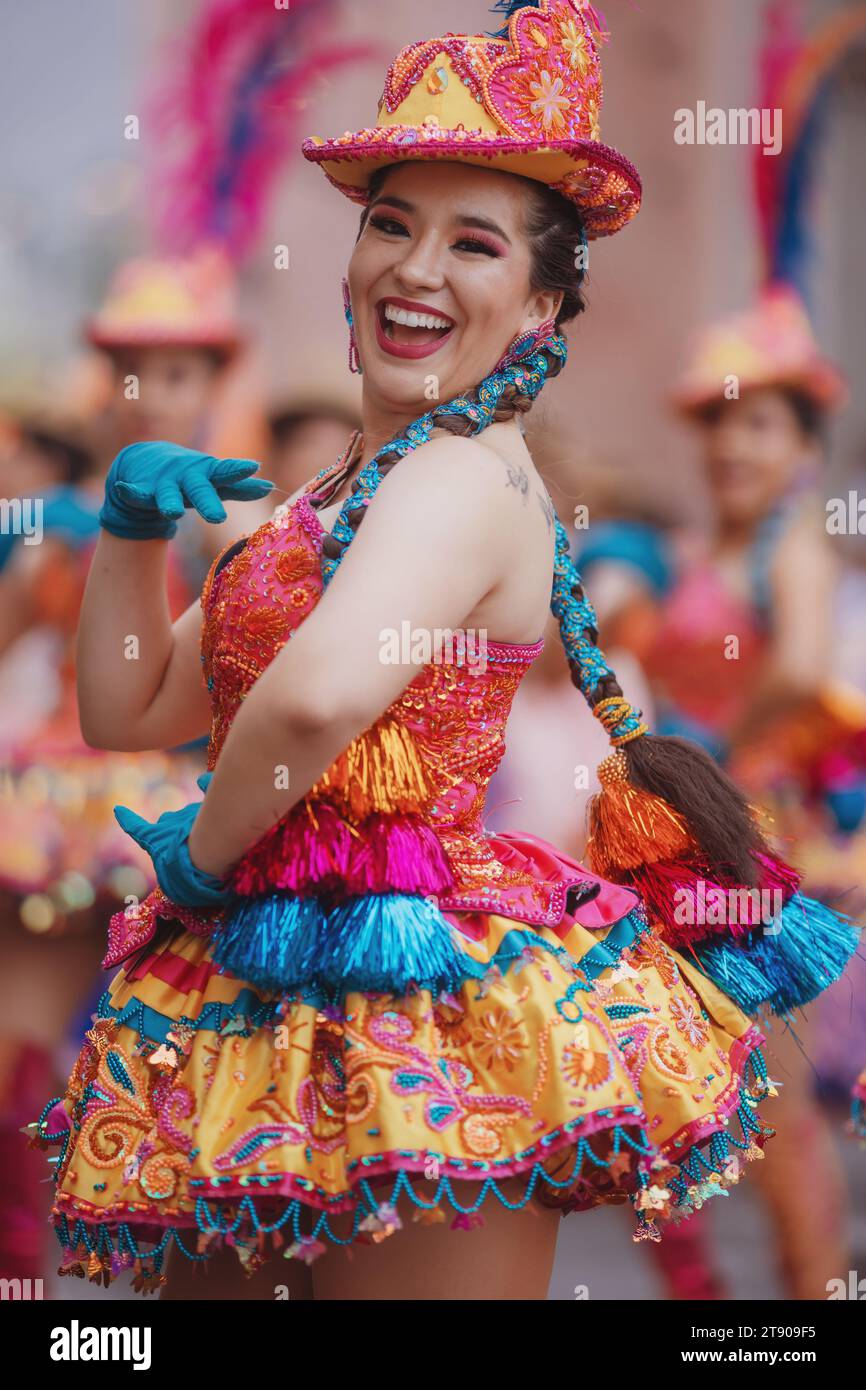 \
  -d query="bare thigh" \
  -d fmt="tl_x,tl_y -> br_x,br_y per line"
0,911 -> 103,1050
160,1242 -> 313,1301
312,1179 -> 561,1301
161,1182 -> 560,1301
